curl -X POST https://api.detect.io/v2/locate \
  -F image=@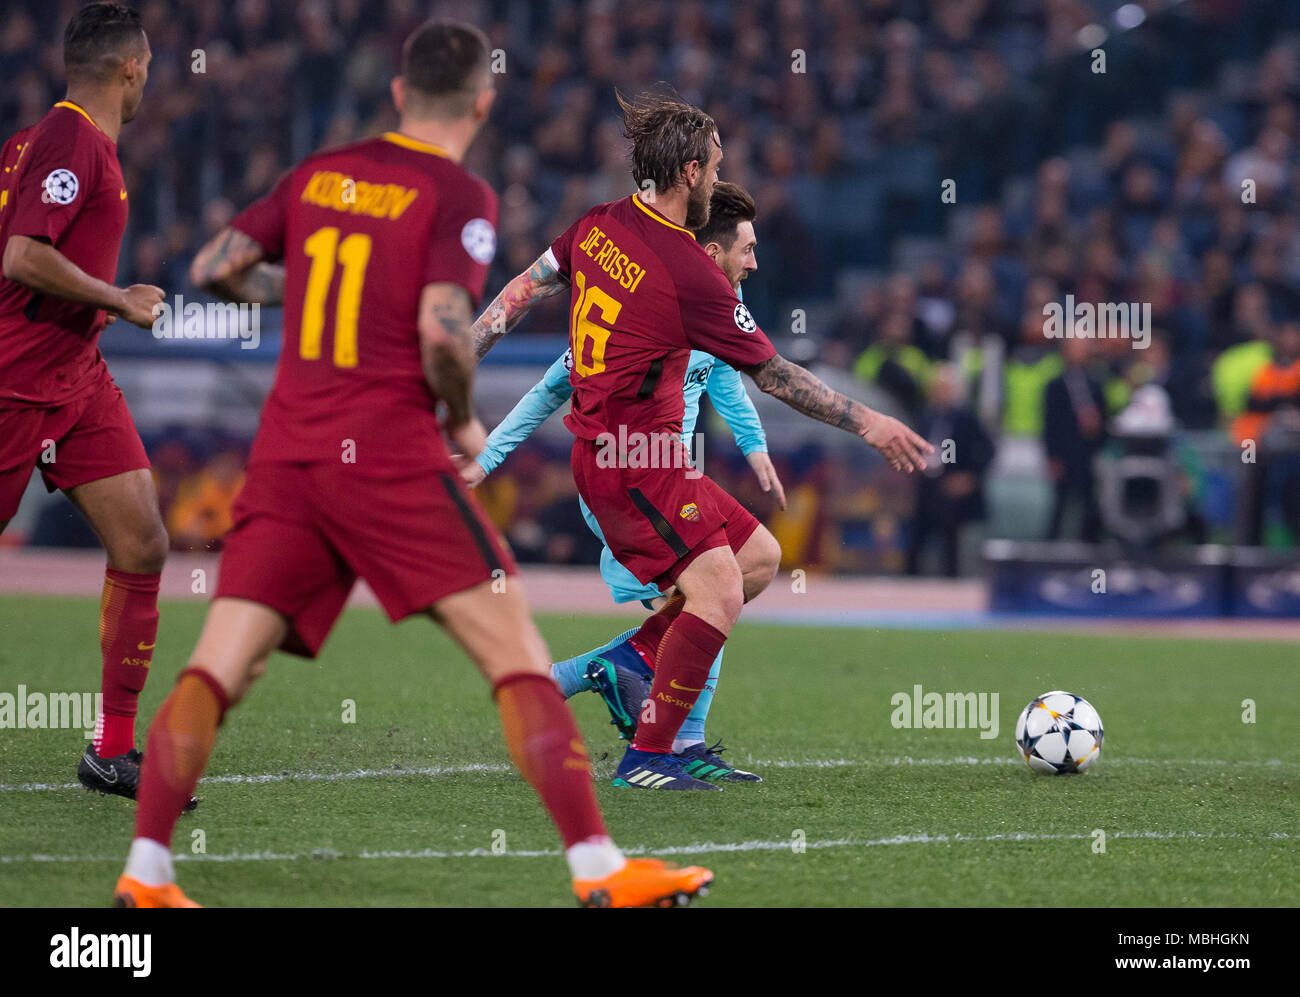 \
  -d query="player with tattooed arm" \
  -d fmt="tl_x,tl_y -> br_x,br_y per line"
471,90 -> 932,790
115,23 -> 711,908
463,182 -> 779,782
